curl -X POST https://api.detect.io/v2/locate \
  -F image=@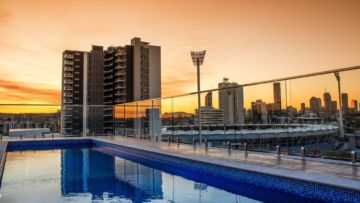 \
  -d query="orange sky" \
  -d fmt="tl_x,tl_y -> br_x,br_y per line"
1,0 -> 360,112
